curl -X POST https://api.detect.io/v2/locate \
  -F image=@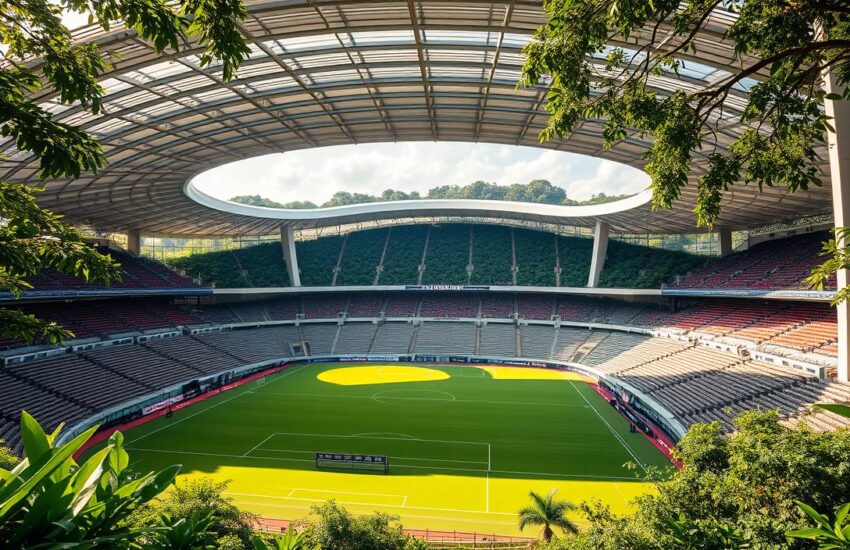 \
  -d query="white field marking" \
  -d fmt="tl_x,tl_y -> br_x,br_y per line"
257,391 -> 588,408
288,488 -> 407,506
351,432 -> 417,439
225,491 -> 517,517
567,380 -> 647,473
128,364 -> 308,445
254,448 -> 488,465
243,433 -> 277,457
126,447 -> 641,480
371,390 -> 456,402
269,431 -> 489,448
